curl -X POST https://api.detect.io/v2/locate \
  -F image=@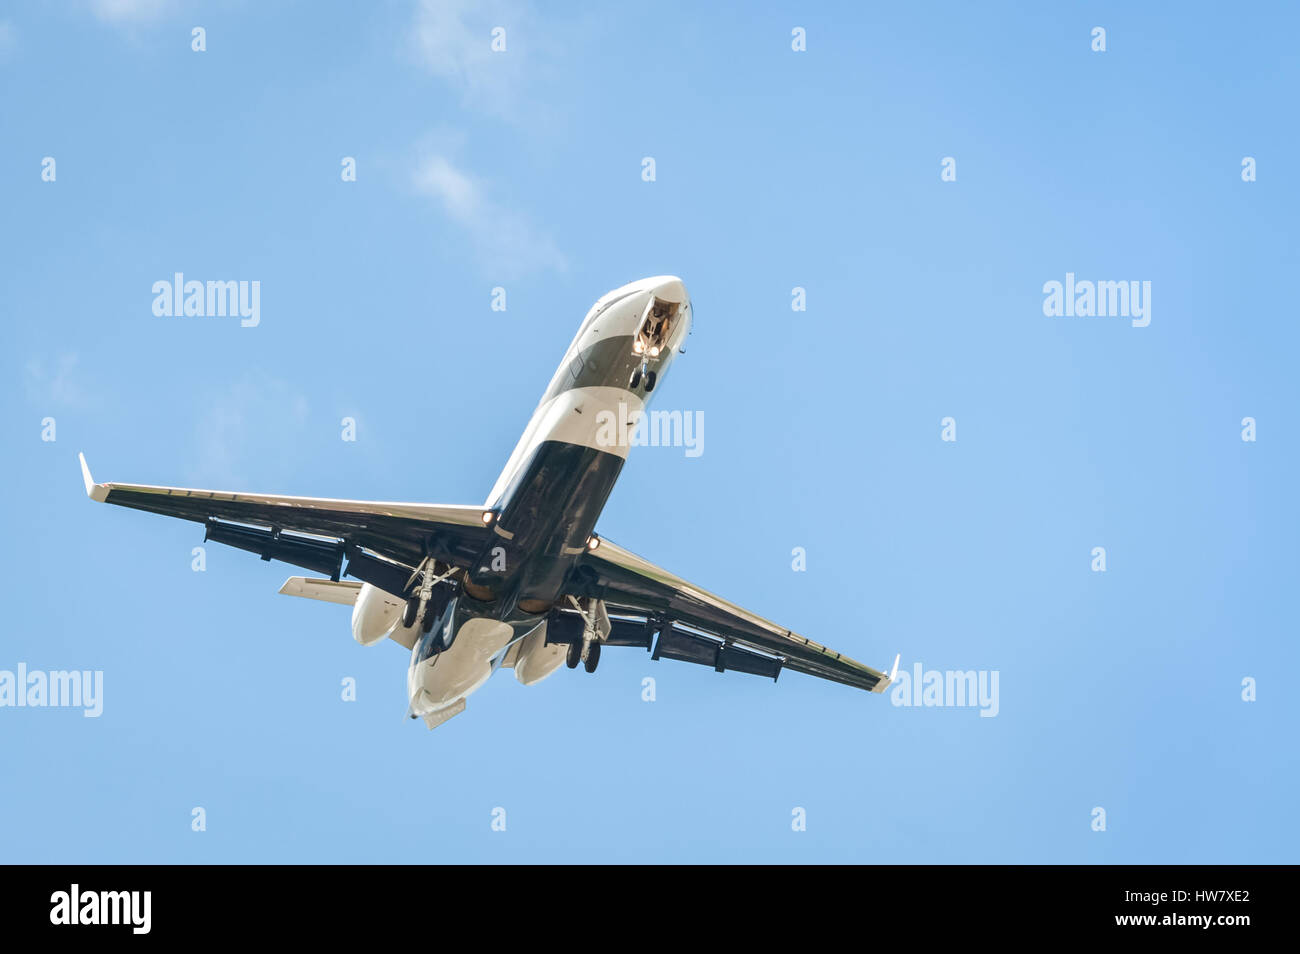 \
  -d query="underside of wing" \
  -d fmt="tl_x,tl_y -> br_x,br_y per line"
80,453 -> 490,591
570,537 -> 896,693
